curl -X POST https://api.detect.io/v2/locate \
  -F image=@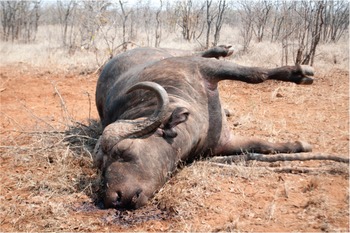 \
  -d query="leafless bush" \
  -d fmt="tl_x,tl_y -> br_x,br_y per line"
295,1 -> 324,65
238,1 -> 254,52
56,0 -> 77,48
175,0 -> 204,42
0,0 -> 40,42
237,0 -> 348,65
154,0 -> 163,47
322,0 -> 349,43
1,0 -> 348,67
205,0 -> 227,48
